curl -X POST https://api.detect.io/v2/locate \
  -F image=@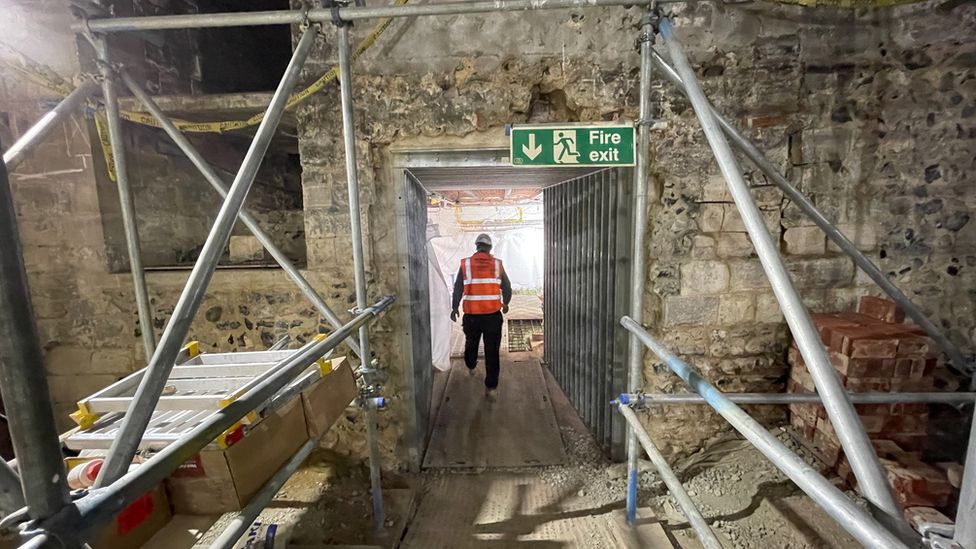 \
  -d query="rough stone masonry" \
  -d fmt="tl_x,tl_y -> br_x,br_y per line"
288,0 -> 975,462
1,0 -> 973,470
